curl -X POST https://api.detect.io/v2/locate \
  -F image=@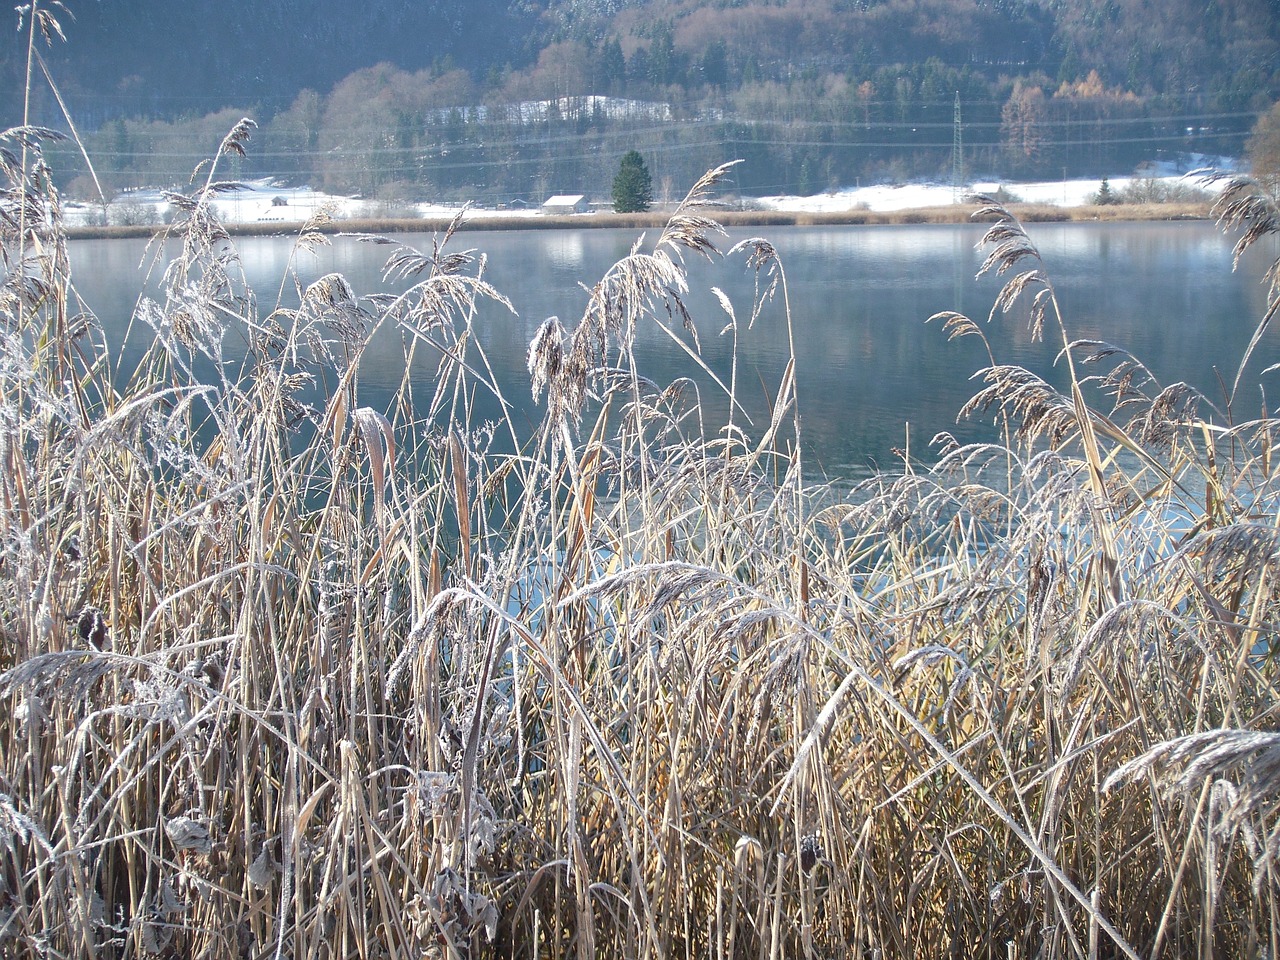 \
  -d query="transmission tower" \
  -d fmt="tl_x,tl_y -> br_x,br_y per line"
952,91 -> 964,202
